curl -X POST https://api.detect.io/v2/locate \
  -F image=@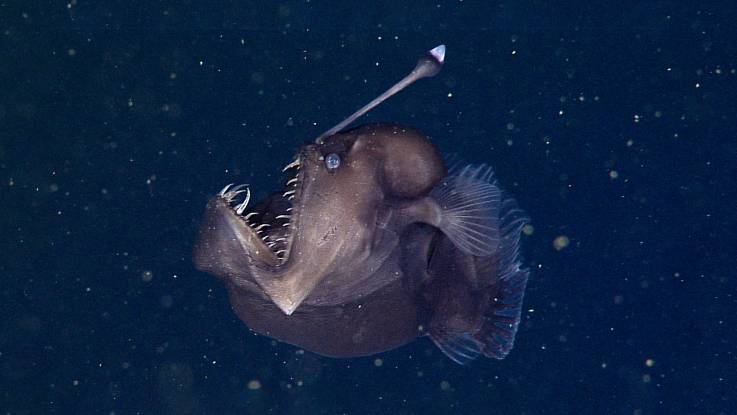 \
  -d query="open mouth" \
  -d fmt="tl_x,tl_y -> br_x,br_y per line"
217,154 -> 303,266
